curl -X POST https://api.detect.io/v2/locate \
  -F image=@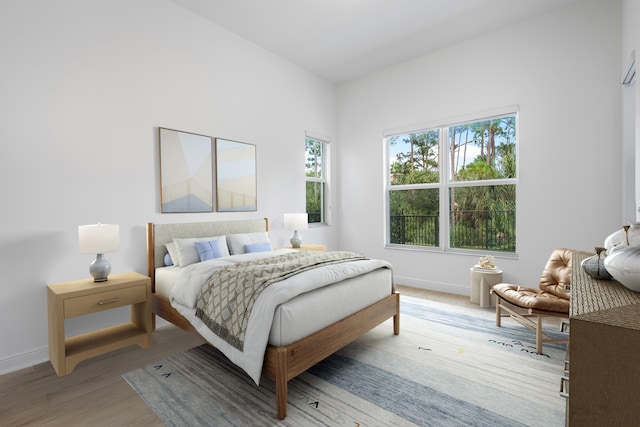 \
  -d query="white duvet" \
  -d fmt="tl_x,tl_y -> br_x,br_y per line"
169,249 -> 392,384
